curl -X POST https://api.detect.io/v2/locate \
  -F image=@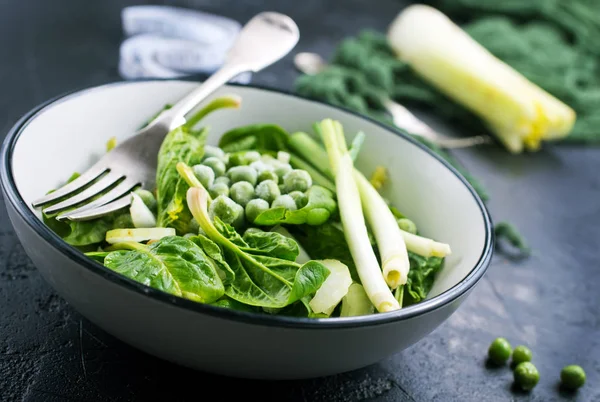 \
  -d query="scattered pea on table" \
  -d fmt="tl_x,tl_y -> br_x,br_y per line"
511,345 -> 532,365
560,365 -> 586,391
488,337 -> 512,365
513,362 -> 540,391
